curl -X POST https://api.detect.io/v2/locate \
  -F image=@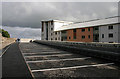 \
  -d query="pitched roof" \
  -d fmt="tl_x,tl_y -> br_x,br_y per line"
55,16 -> 120,31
